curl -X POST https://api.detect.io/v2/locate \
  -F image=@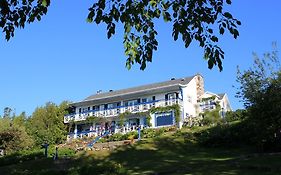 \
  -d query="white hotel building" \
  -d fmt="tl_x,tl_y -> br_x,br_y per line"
64,74 -> 231,139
